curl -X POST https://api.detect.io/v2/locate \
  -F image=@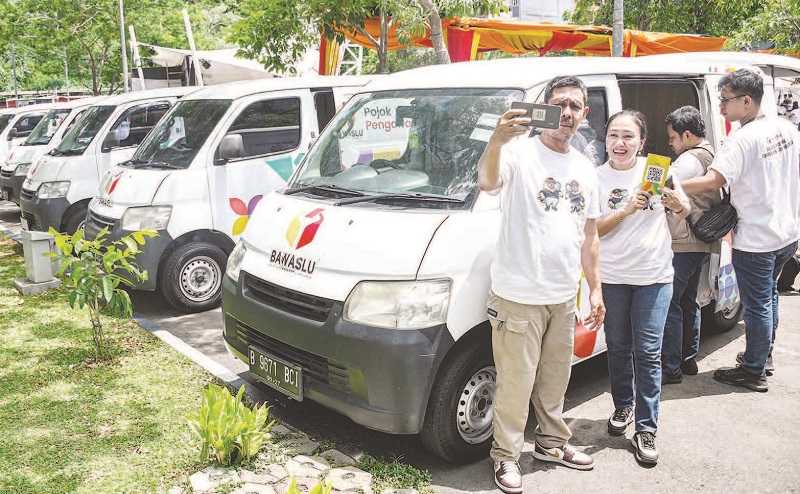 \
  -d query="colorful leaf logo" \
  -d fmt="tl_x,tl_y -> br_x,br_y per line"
286,208 -> 325,249
230,195 -> 263,236
105,170 -> 124,195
